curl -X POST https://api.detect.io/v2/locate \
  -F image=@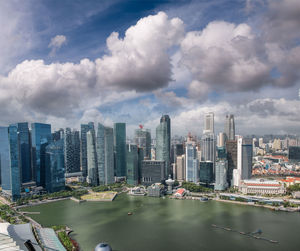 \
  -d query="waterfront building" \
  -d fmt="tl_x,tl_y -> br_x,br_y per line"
80,123 -> 94,177
214,160 -> 228,191
17,123 -> 32,183
31,123 -> 52,186
224,114 -> 235,141
64,128 -> 80,174
126,144 -> 139,185
104,127 -> 115,184
45,139 -> 65,193
199,161 -> 214,184
141,160 -> 165,186
114,123 -> 126,177
288,146 -> 300,162
185,144 -> 198,183
176,155 -> 185,181
239,179 -> 285,195
0,127 -> 10,195
147,183 -> 164,197
156,115 -> 171,177
134,126 -> 151,159
203,112 -> 214,134
87,129 -> 98,185
226,140 -> 237,186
